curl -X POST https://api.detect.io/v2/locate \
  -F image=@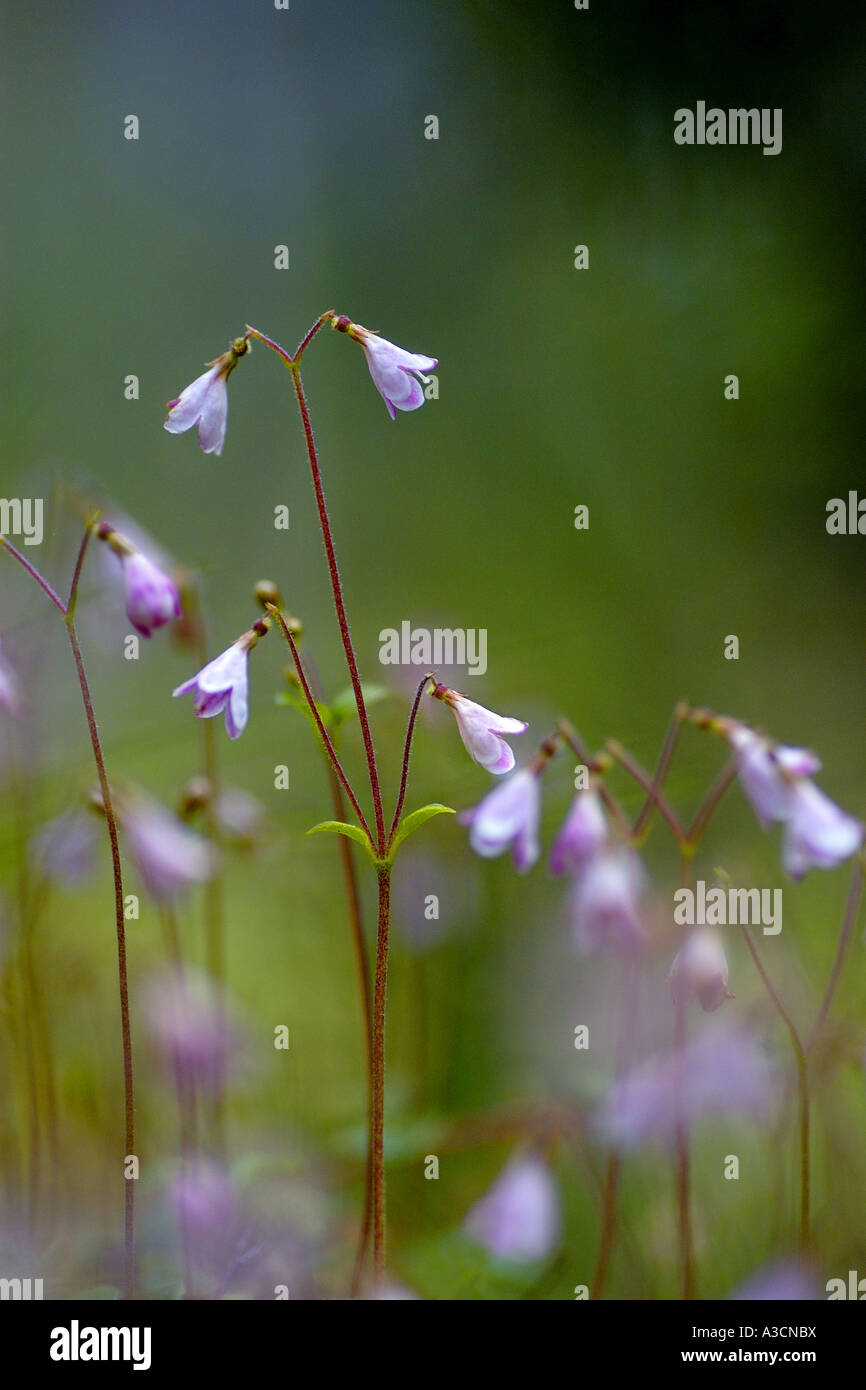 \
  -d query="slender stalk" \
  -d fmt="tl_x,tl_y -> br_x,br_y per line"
2,527 -> 136,1295
301,649 -> 375,1295
66,617 -> 135,1296
67,522 -> 95,616
686,758 -> 738,846
244,326 -> 292,366
371,865 -> 392,1280
606,740 -> 687,846
269,607 -> 373,843
632,704 -> 686,839
806,859 -> 864,1055
288,363 -> 386,851
329,756 -> 375,1296
738,922 -> 810,1252
387,674 -> 433,849
293,311 -> 334,361
0,536 -> 67,615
